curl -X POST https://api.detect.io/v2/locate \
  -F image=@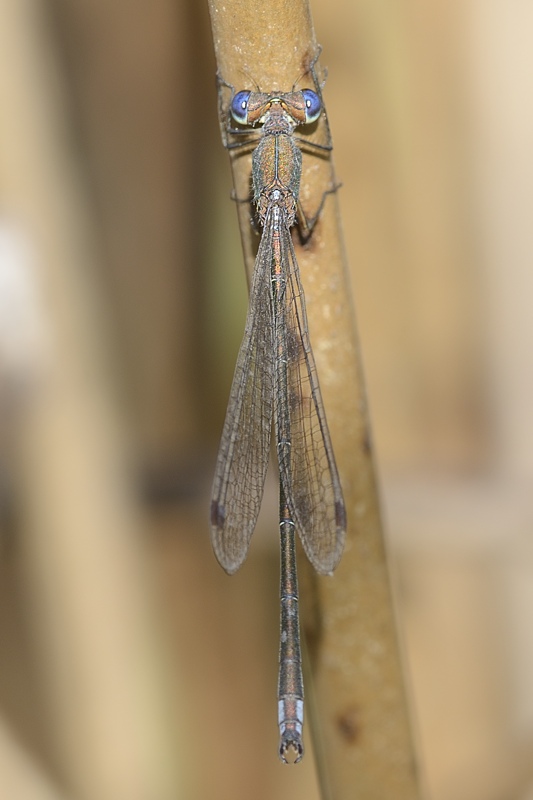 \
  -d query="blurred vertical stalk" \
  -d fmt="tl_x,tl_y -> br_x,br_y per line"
0,716 -> 71,799
0,0 -> 184,797
207,0 -> 422,797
